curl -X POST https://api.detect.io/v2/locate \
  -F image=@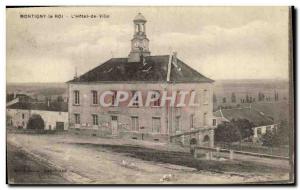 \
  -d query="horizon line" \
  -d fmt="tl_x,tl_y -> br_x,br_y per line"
6,78 -> 290,84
